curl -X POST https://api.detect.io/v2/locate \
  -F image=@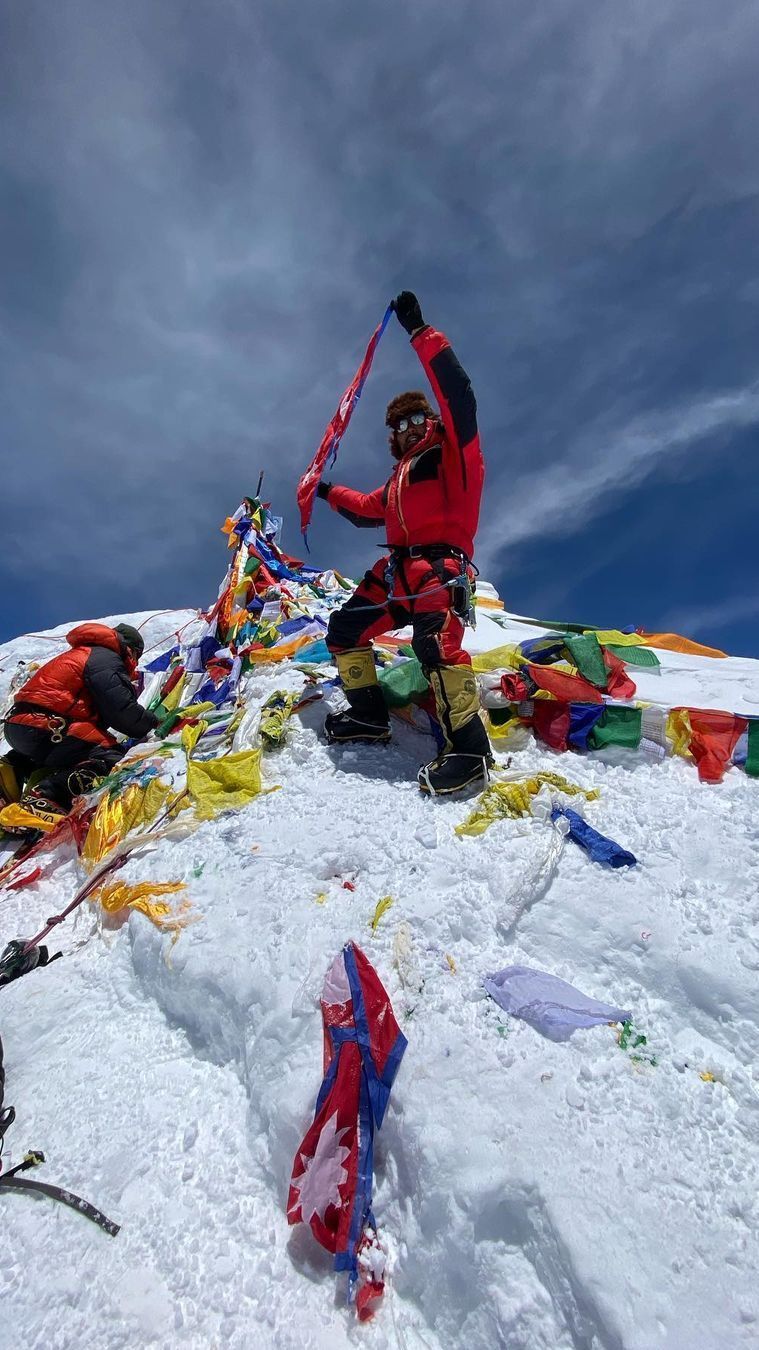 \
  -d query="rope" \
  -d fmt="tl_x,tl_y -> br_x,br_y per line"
338,579 -> 461,613
0,610 -> 206,672
138,609 -> 206,657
